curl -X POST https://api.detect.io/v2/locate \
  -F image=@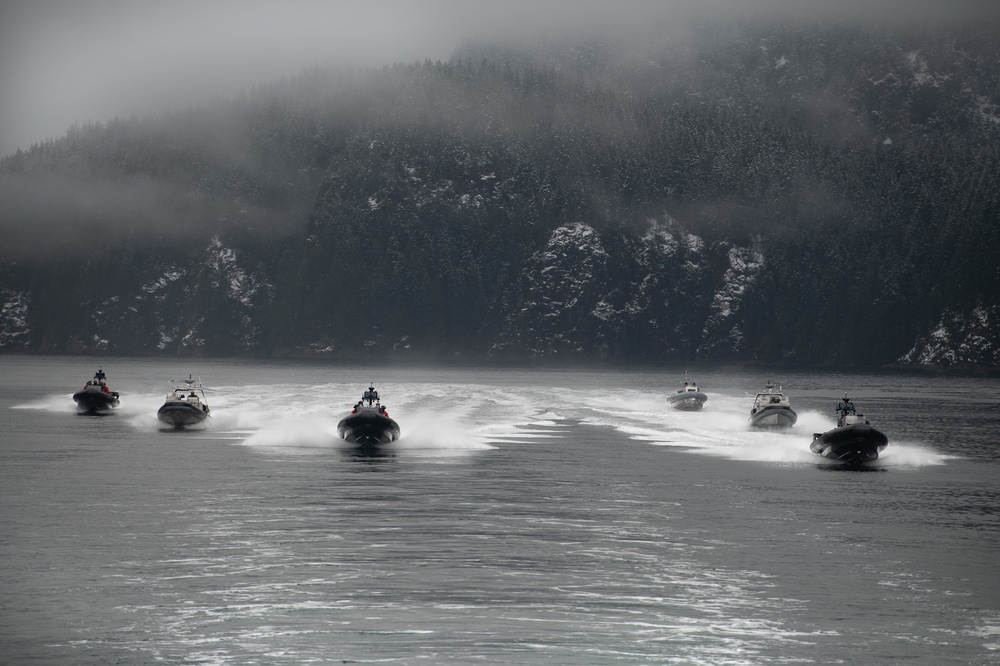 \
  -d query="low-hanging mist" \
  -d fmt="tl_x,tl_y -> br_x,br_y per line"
1,18 -> 998,368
